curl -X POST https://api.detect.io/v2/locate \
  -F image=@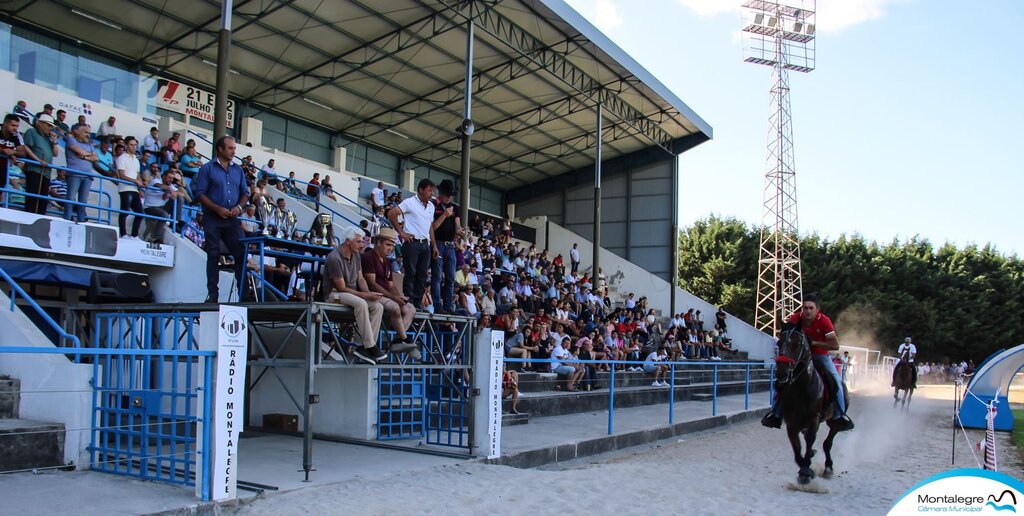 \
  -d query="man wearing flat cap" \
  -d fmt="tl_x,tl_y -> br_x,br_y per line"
362,227 -> 421,360
431,179 -> 462,314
